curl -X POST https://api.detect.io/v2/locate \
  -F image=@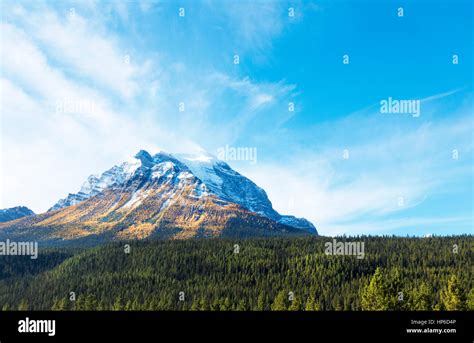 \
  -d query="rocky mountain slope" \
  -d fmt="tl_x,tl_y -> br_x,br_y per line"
0,206 -> 35,223
0,150 -> 316,245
